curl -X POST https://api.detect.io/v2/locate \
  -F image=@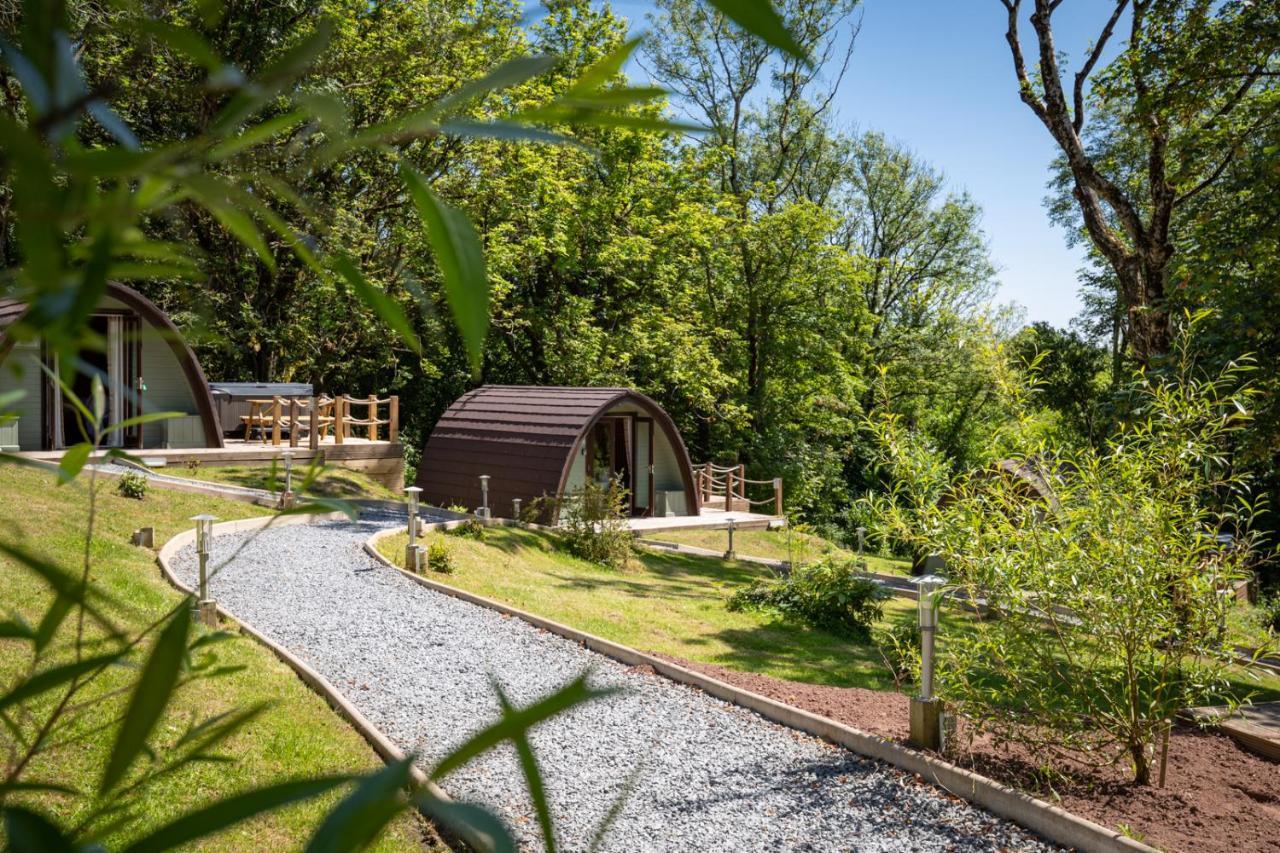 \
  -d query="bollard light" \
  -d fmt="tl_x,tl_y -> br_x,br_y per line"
279,450 -> 295,508
190,514 -> 218,627
513,497 -> 522,521
405,486 -> 422,568
725,518 -> 737,560
915,574 -> 947,702
478,474 -> 491,520
856,526 -> 865,557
